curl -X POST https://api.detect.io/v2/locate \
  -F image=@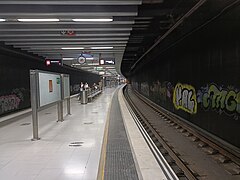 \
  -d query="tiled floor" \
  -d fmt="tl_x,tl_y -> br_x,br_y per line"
0,87 -> 116,180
